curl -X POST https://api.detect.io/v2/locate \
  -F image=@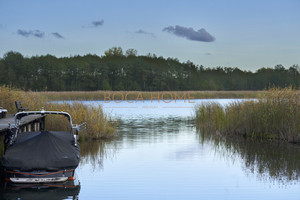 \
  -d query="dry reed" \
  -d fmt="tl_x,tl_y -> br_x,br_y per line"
195,87 -> 300,143
0,86 -> 117,140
